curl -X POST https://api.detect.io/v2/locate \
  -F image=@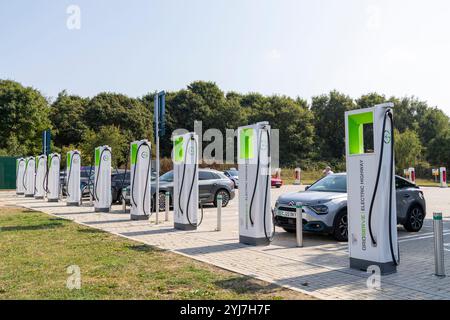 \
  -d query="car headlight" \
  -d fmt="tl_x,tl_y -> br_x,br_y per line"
309,204 -> 329,215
